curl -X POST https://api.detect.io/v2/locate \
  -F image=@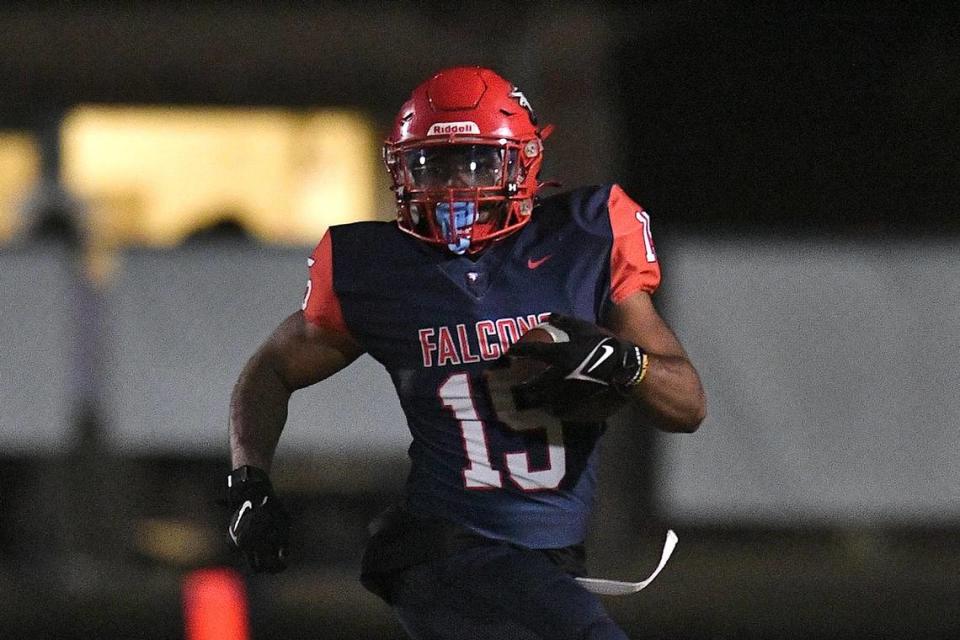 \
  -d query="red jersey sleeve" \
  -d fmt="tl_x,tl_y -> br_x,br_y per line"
301,230 -> 353,337
607,184 -> 661,302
